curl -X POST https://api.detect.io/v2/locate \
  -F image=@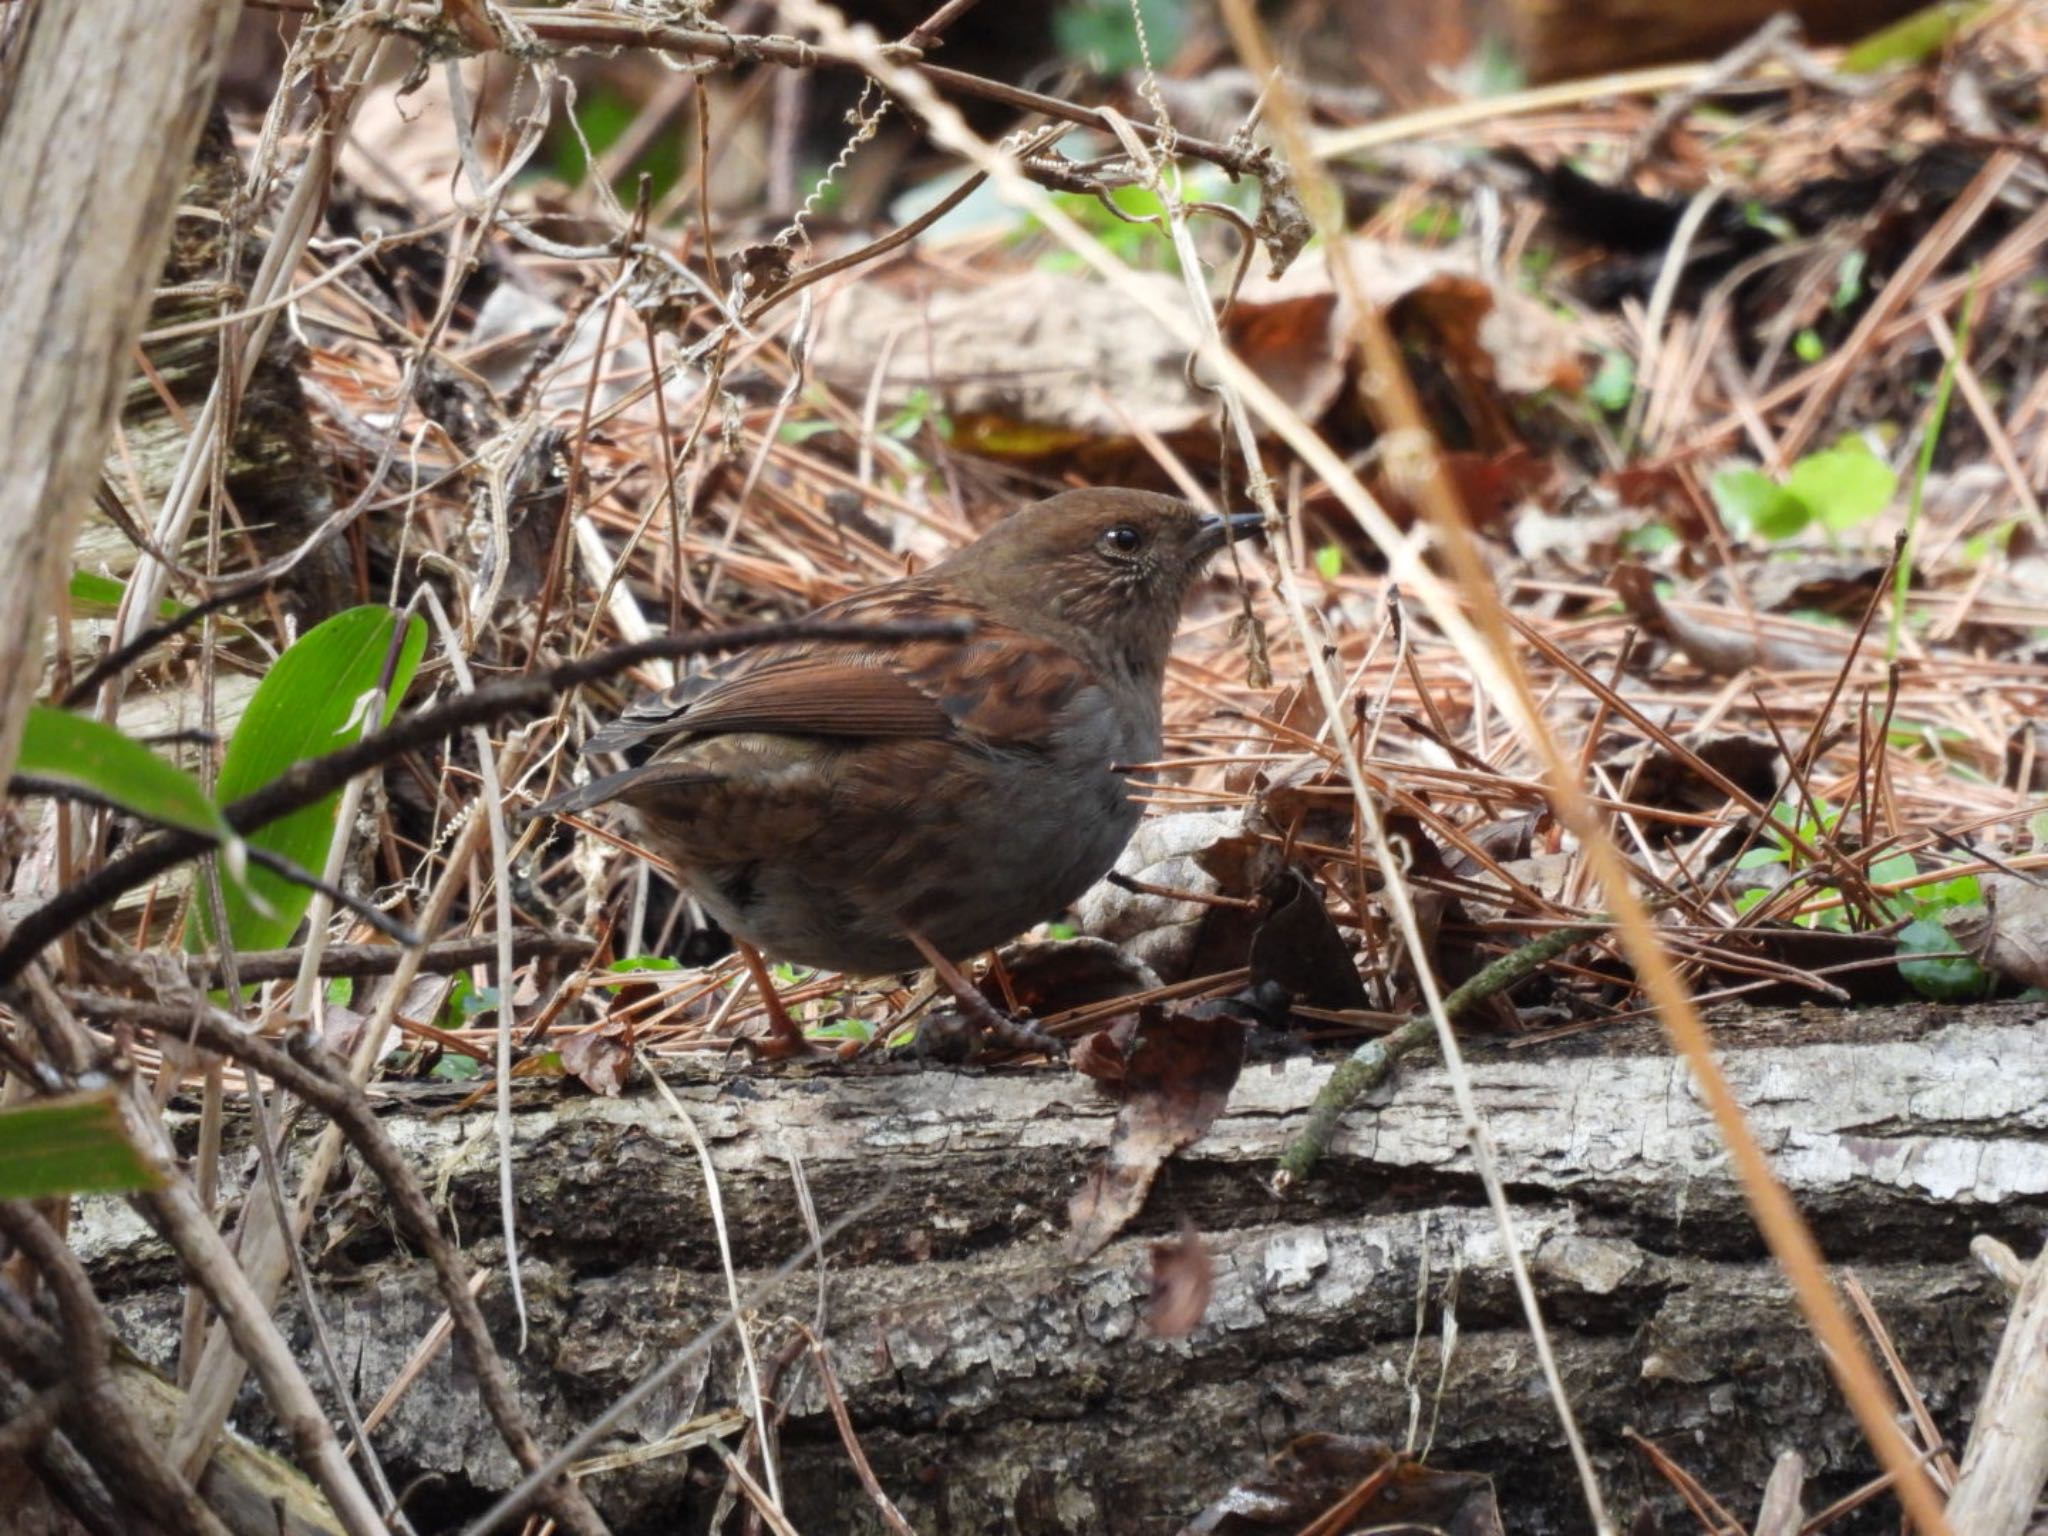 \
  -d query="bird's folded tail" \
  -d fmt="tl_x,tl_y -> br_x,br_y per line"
583,711 -> 680,756
528,763 -> 722,820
